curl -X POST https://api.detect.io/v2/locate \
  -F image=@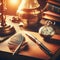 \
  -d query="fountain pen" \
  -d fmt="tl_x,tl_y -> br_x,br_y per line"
25,32 -> 54,57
